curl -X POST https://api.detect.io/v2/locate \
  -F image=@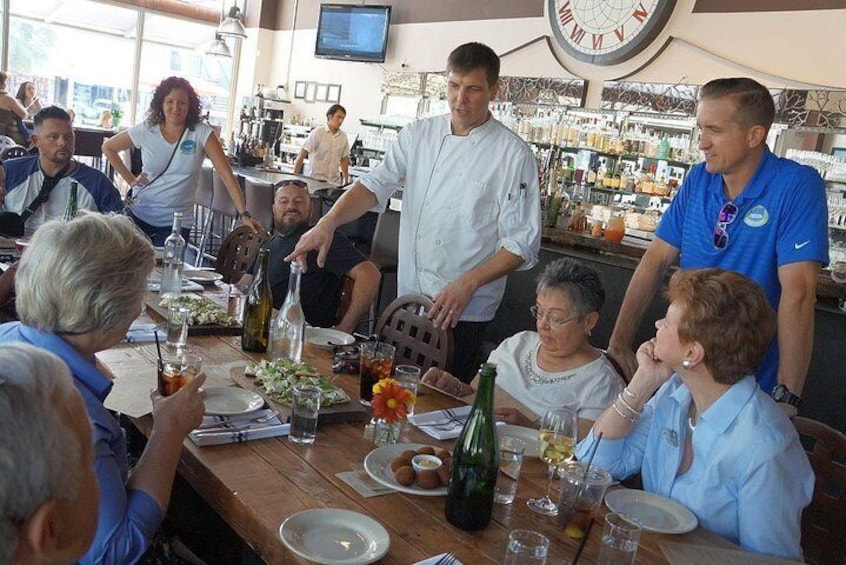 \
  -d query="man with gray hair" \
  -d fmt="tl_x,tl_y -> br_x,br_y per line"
0,343 -> 100,564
